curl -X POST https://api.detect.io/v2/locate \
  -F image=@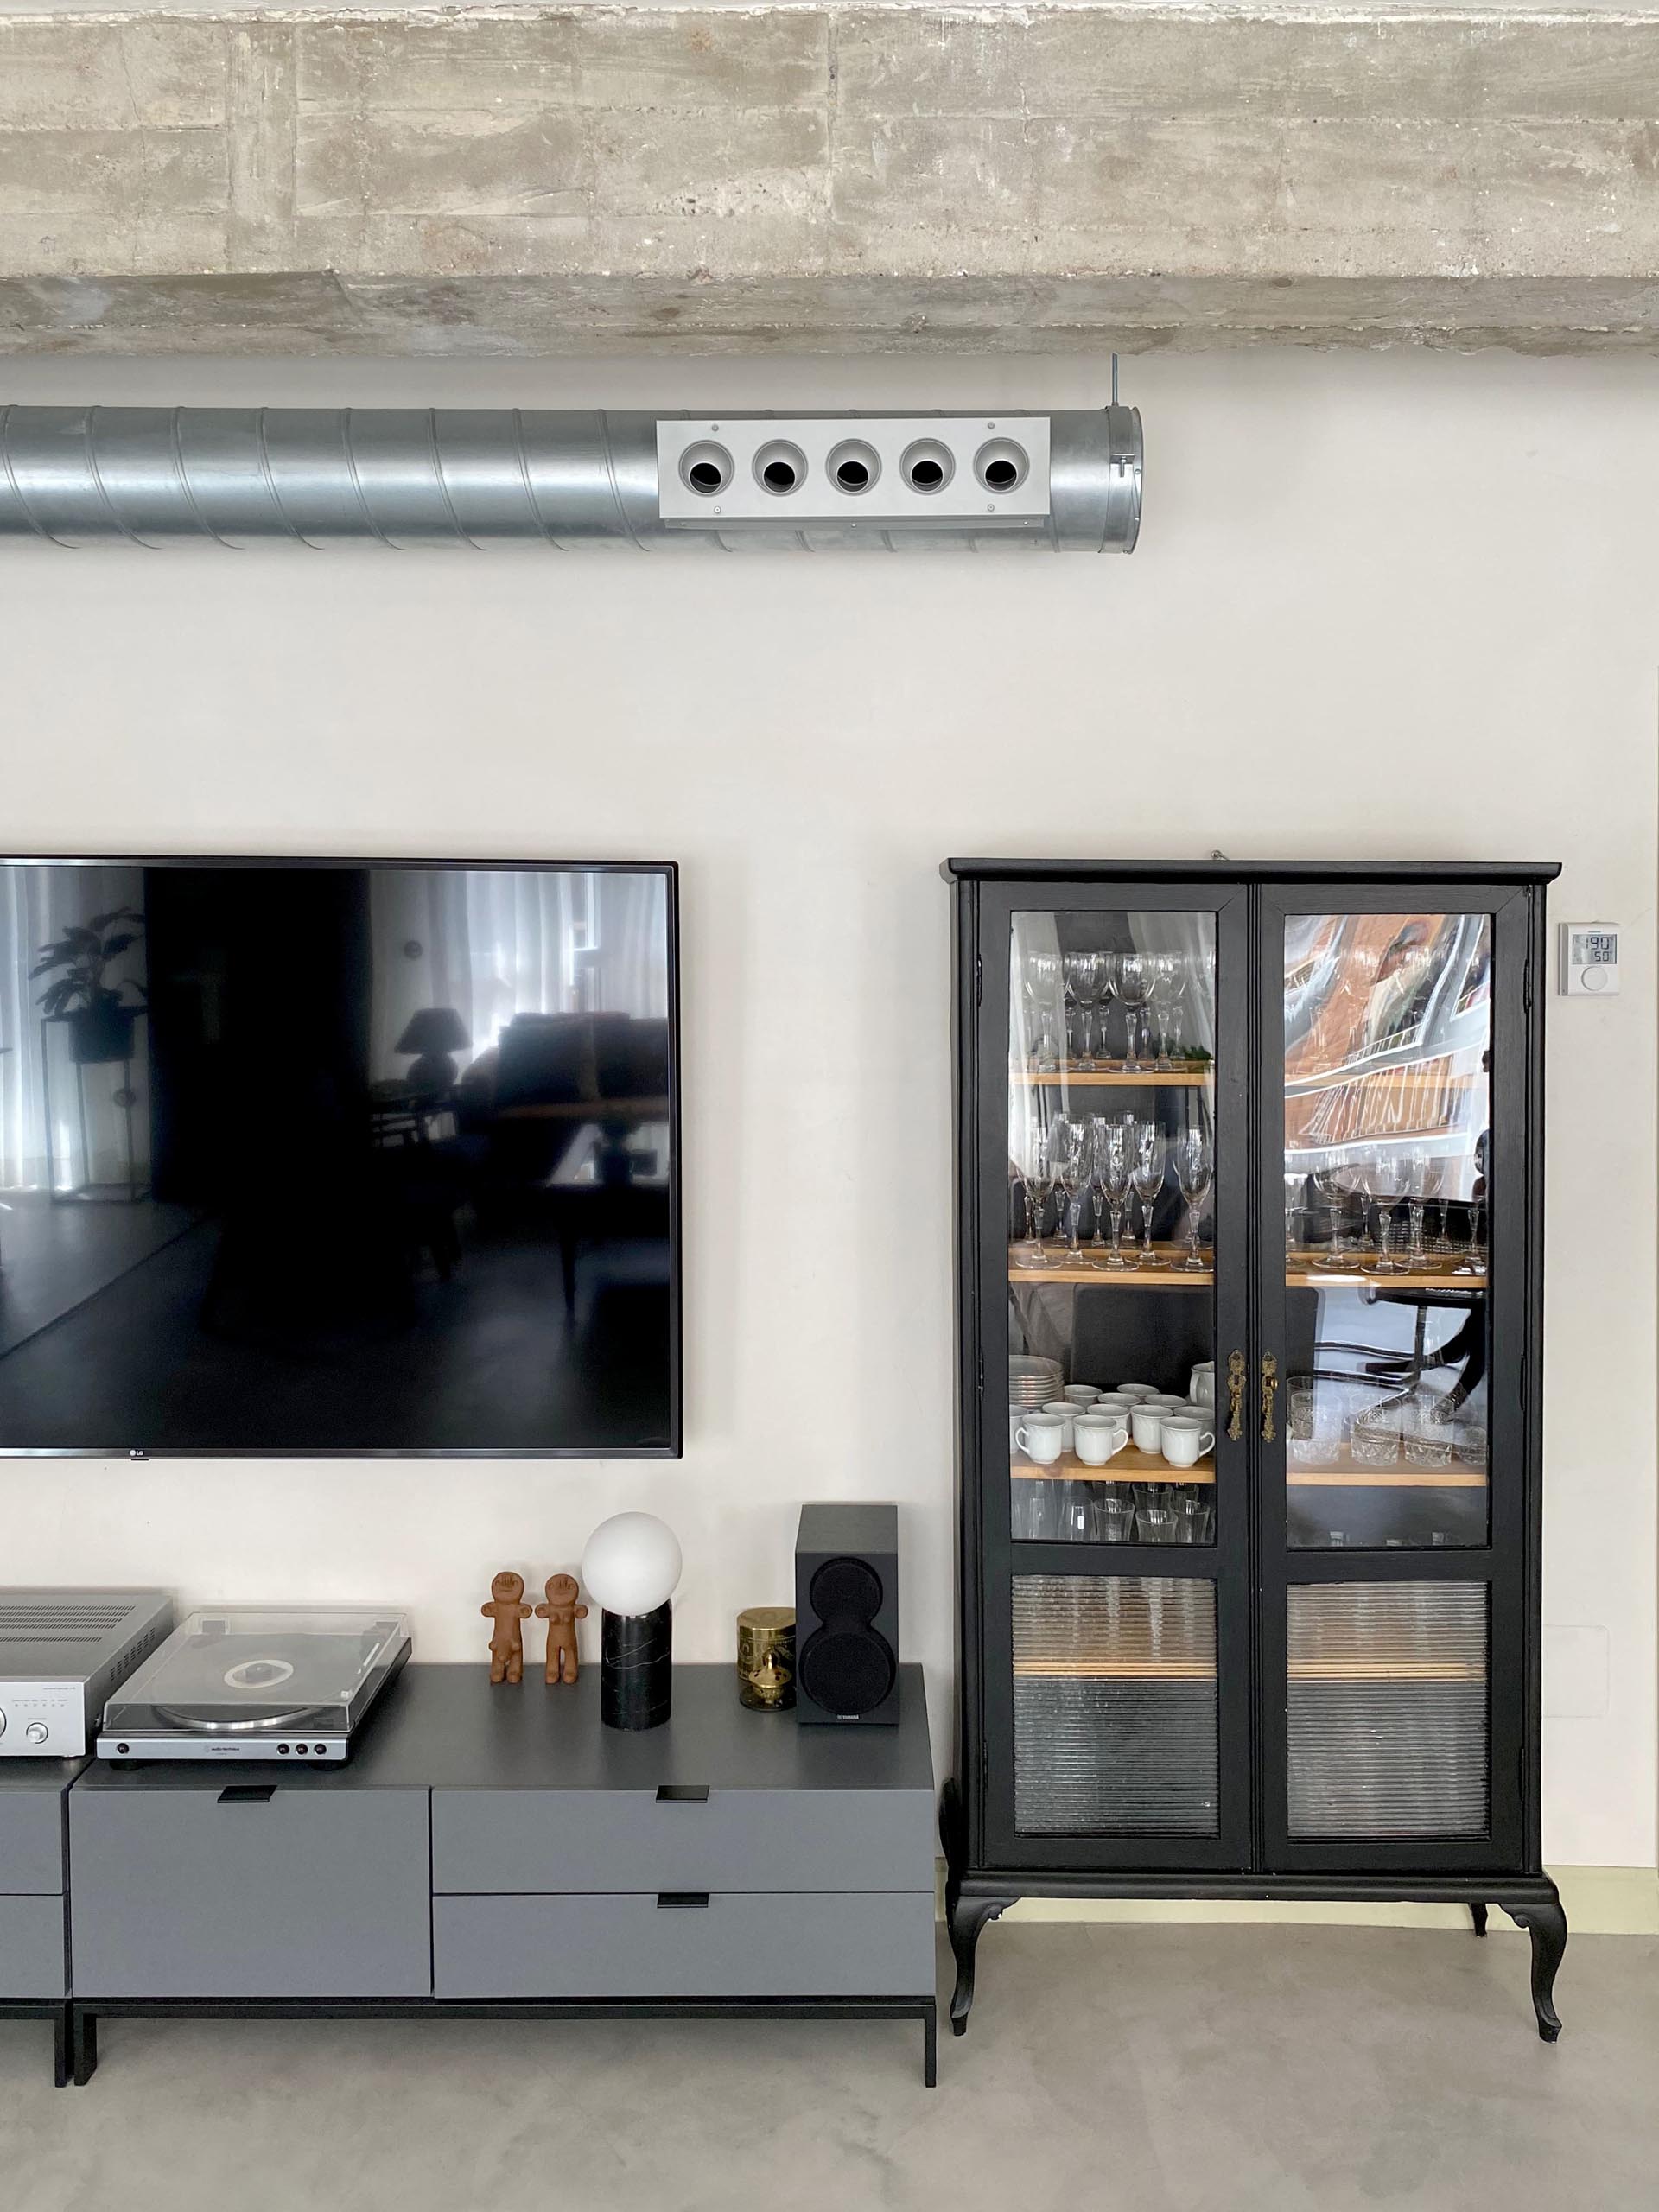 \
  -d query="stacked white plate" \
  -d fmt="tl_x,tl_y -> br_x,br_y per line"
1009,1354 -> 1065,1410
